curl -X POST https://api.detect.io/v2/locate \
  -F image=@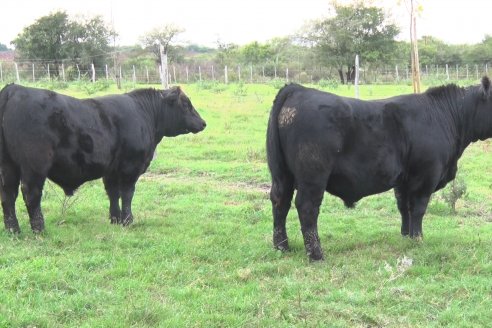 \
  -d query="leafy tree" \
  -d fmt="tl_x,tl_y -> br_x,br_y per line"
239,41 -> 273,65
12,11 -> 114,74
304,2 -> 399,83
139,24 -> 185,65
0,43 -> 9,51
214,40 -> 239,67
